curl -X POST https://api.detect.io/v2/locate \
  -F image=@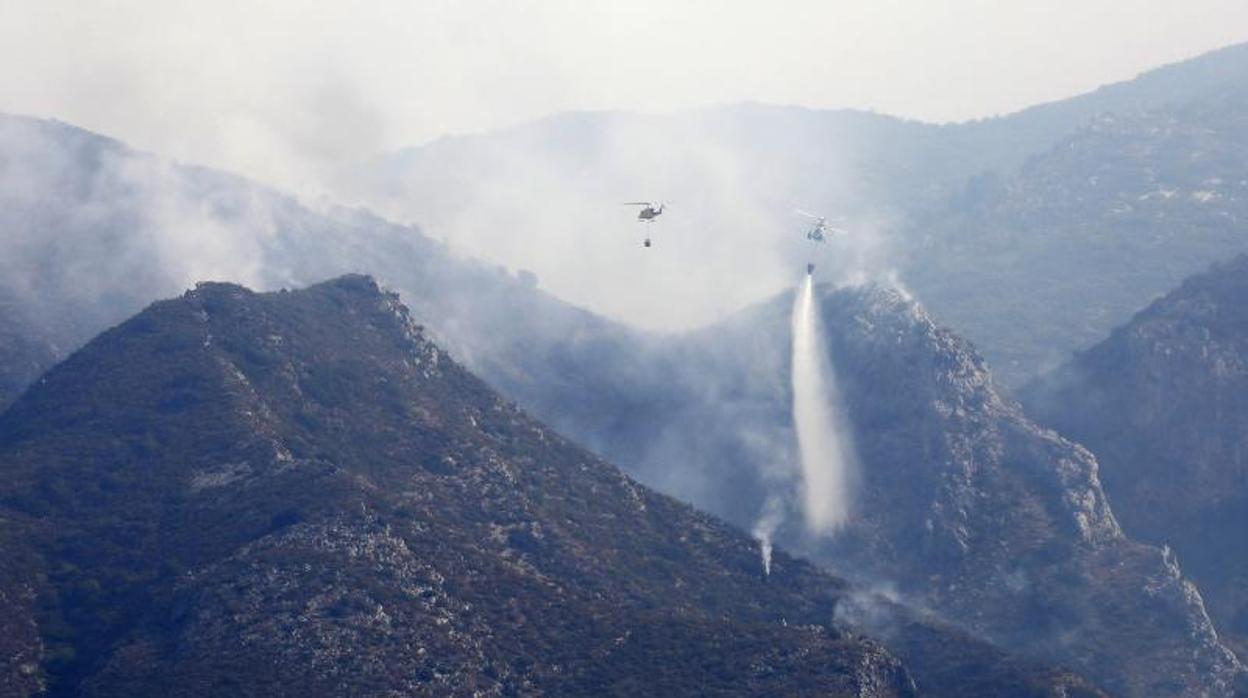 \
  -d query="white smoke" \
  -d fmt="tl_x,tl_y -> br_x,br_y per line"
751,495 -> 786,576
790,274 -> 857,532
